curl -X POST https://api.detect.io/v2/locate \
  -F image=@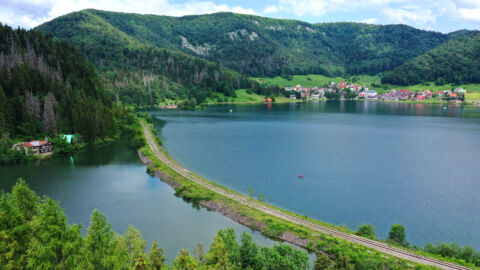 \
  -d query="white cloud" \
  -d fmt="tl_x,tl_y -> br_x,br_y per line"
362,18 -> 378,24
457,7 -> 480,21
0,0 -> 257,29
264,5 -> 279,13
381,7 -> 437,25
273,0 -> 402,17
